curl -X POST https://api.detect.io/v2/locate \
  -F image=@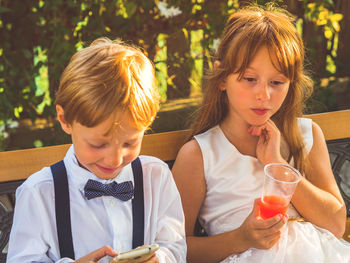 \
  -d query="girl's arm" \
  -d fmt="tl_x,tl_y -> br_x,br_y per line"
251,120 -> 346,238
172,139 -> 287,263
291,122 -> 346,238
